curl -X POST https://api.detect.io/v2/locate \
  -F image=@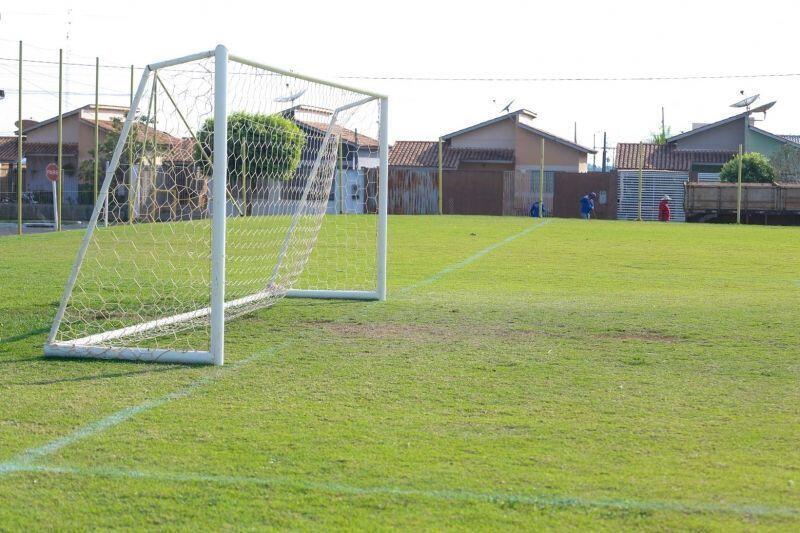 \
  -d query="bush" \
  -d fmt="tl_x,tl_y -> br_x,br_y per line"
719,152 -> 776,183
195,112 -> 305,183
